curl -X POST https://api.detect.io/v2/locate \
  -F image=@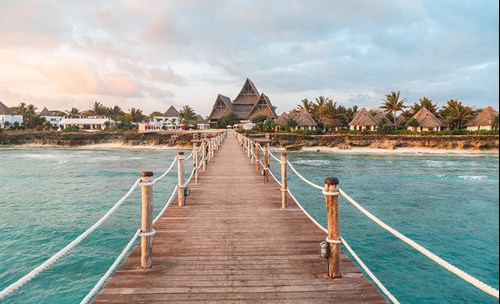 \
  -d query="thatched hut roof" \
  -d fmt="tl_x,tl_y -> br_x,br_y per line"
292,109 -> 317,127
275,112 -> 290,127
466,106 -> 498,127
373,112 -> 394,127
233,78 -> 260,105
163,106 -> 180,117
411,107 -> 445,128
320,115 -> 343,127
348,108 -> 373,126
0,101 -> 14,115
39,107 -> 52,116
397,114 -> 409,127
